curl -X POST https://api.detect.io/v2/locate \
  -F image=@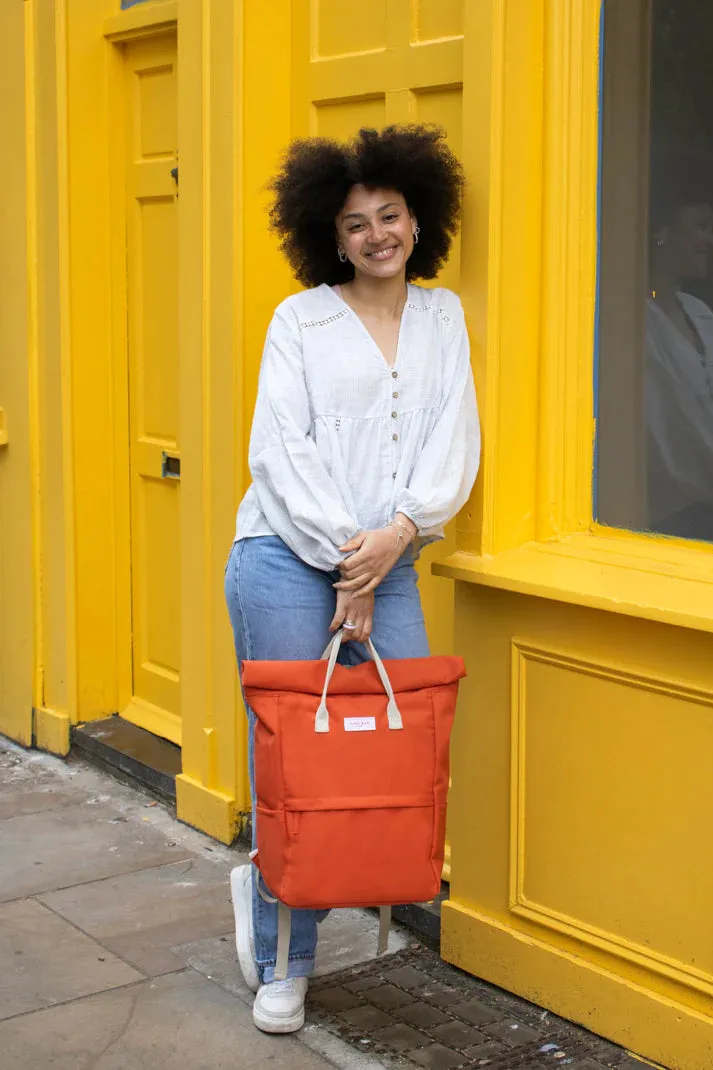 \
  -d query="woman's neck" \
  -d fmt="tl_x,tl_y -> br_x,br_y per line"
342,272 -> 408,317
